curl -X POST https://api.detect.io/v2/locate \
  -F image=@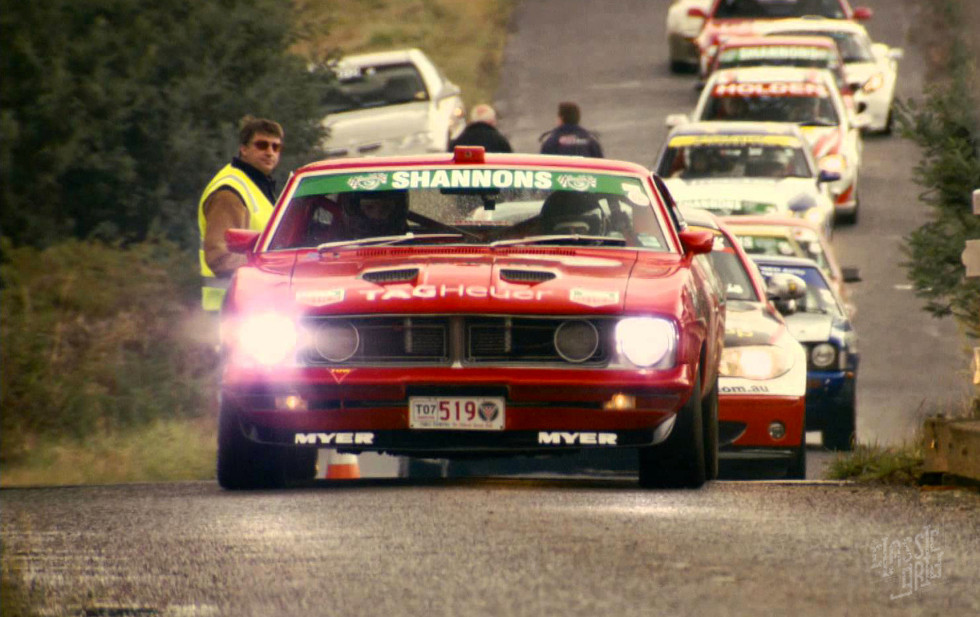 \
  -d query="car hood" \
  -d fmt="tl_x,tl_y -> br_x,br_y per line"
664,177 -> 817,213
723,300 -> 787,347
783,311 -> 834,343
842,62 -> 882,88
268,249 -> 686,316
322,103 -> 431,150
